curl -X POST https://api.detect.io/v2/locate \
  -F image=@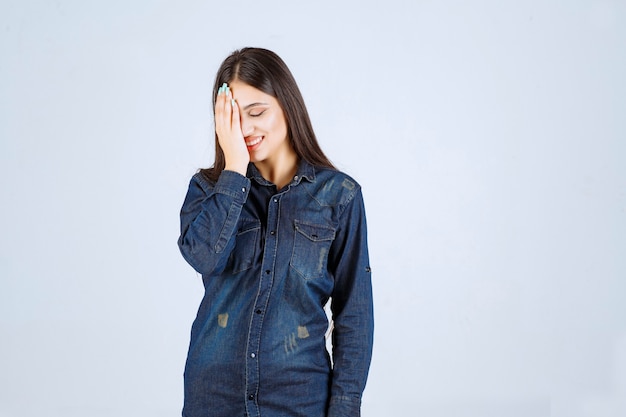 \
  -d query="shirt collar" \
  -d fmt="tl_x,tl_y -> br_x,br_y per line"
296,160 -> 316,183
247,160 -> 316,186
